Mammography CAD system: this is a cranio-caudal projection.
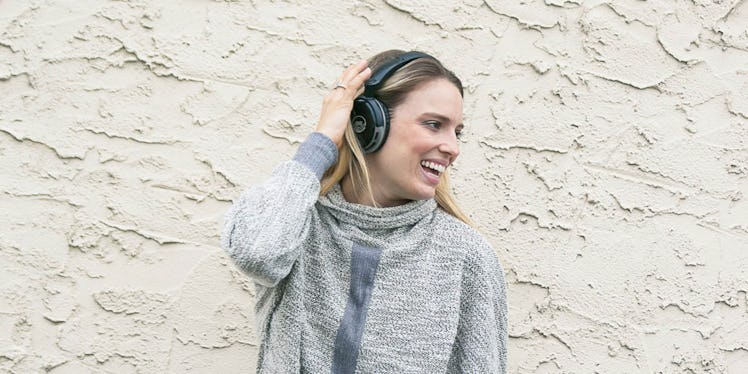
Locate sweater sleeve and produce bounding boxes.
[220,132,338,287]
[447,241,508,373]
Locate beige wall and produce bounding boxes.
[1,0,747,373]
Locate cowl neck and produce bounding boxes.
[317,184,437,231]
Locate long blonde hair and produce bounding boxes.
[320,50,473,226]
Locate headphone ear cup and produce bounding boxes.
[351,97,390,153]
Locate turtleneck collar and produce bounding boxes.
[317,184,437,231]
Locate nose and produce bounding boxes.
[438,132,460,162]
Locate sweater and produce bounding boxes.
[221,132,507,373]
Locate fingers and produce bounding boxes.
[348,65,372,96]
[333,60,371,97]
[316,60,373,147]
[337,59,367,84]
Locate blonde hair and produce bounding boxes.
[320,50,473,226]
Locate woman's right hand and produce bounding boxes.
[315,59,372,148]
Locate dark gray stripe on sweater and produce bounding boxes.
[331,243,382,374]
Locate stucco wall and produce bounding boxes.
[1,0,747,373]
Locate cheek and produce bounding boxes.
[407,137,436,155]
[380,125,432,162]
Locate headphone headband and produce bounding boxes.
[363,51,433,97]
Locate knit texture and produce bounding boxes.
[222,133,507,373]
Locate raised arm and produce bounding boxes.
[220,132,337,287]
[220,60,372,287]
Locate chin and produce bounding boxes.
[408,186,437,201]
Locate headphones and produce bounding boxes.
[351,51,434,153]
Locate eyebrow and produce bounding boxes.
[422,112,465,130]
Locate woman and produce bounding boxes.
[221,50,507,373]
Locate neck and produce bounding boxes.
[341,175,377,207]
[340,175,407,207]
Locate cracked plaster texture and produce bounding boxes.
[0,0,747,373]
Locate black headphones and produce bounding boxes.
[351,51,434,153]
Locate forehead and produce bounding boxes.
[398,79,463,121]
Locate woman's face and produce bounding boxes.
[365,78,464,207]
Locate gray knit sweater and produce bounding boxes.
[221,132,507,373]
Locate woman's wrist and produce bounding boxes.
[292,132,339,180]
[313,127,343,148]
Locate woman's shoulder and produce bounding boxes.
[431,209,506,291]
[431,208,483,241]
[432,209,500,267]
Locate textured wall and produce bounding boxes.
[1,0,747,373]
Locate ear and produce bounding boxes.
[351,97,391,153]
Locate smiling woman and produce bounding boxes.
[221,50,508,373]
[345,78,463,206]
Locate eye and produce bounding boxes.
[423,120,441,130]
[455,124,465,139]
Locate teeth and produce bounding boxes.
[420,160,446,174]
